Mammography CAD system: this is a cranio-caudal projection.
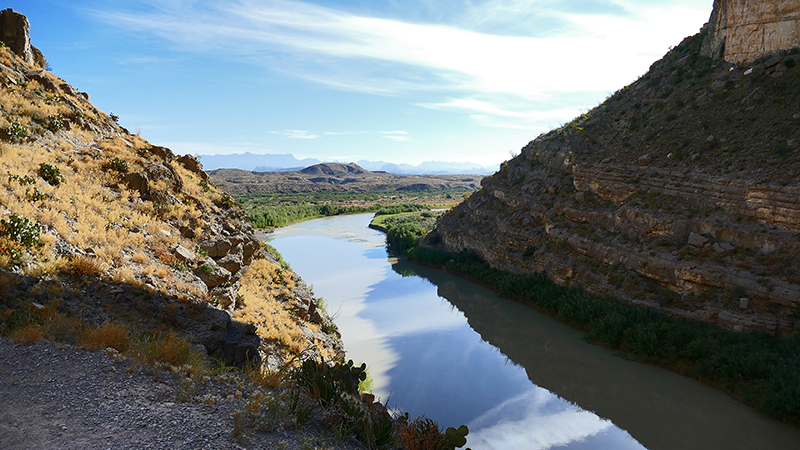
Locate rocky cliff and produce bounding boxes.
[701,0,800,63]
[0,10,341,368]
[428,26,800,334]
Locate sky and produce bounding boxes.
[9,0,713,167]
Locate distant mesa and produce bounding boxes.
[207,162,483,194]
[198,152,496,175]
[300,163,369,177]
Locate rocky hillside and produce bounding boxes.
[0,10,340,368]
[209,163,483,194]
[428,19,800,334]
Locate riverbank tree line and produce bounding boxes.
[381,216,800,426]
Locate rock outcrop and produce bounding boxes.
[0,9,46,67]
[428,30,800,334]
[701,0,800,63]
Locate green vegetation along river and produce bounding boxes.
[264,213,800,450]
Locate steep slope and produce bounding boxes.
[428,26,800,334]
[0,12,340,367]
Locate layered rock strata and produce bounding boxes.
[702,0,800,63]
[429,32,800,334]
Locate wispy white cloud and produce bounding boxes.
[270,129,321,140]
[95,0,711,132]
[270,129,411,141]
[466,388,629,450]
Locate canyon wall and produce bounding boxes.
[702,0,800,63]
[429,31,800,334]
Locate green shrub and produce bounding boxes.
[109,157,129,173]
[38,163,63,186]
[4,120,28,142]
[386,221,423,254]
[8,174,36,185]
[0,215,41,248]
[45,114,65,133]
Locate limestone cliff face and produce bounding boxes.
[0,8,46,67]
[428,32,800,334]
[702,0,800,63]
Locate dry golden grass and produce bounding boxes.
[236,259,306,355]
[9,324,45,344]
[69,255,106,276]
[80,322,130,352]
[132,252,149,264]
[0,53,329,383]
[112,266,135,284]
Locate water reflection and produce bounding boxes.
[267,214,800,450]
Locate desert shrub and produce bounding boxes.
[108,157,129,173]
[69,255,105,276]
[38,162,63,186]
[398,416,470,450]
[4,120,28,142]
[7,174,36,185]
[0,214,41,248]
[45,114,64,132]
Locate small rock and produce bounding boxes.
[764,55,783,68]
[687,232,709,248]
[638,154,652,166]
[173,245,196,262]
[712,241,735,254]
[739,297,750,310]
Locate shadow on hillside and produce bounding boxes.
[0,268,260,367]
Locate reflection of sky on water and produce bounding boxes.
[267,214,645,450]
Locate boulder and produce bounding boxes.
[216,244,244,276]
[198,238,232,258]
[712,241,735,254]
[688,233,710,248]
[209,285,238,310]
[176,154,209,182]
[173,245,196,262]
[219,321,261,367]
[122,172,149,197]
[196,259,231,289]
[148,145,175,162]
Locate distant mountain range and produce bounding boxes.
[198,152,498,175]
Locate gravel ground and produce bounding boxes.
[0,338,360,450]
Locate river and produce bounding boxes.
[264,213,800,450]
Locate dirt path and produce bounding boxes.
[0,338,251,449]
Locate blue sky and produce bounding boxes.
[11,0,712,166]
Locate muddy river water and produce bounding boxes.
[265,213,800,450]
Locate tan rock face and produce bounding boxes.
[702,0,800,63]
[0,8,46,67]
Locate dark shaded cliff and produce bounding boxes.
[427,28,800,334]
